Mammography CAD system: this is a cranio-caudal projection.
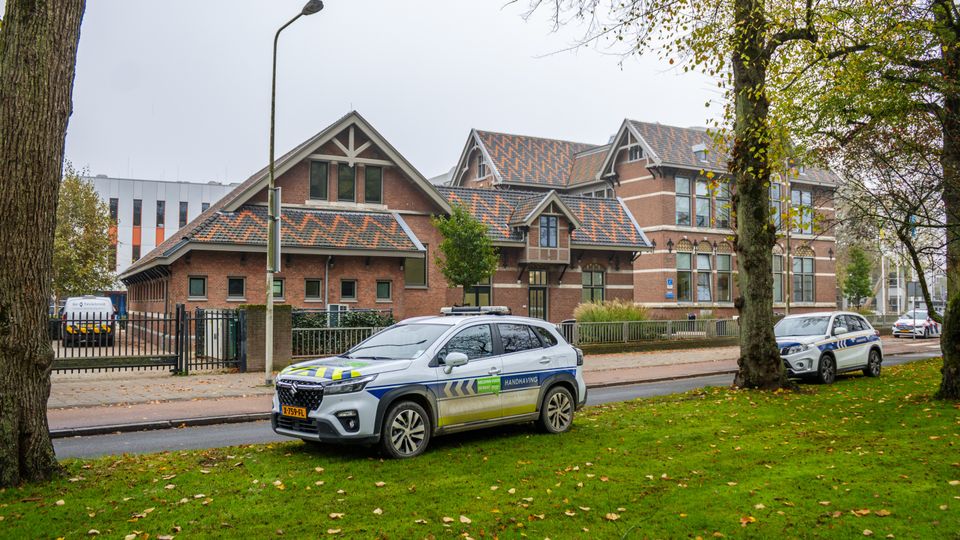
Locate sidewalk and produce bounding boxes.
[47,336,935,437]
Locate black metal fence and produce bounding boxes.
[51,305,244,374]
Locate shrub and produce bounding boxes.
[573,299,648,323]
[292,311,328,329]
[338,310,395,328]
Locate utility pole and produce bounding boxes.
[264,0,324,385]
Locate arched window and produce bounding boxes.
[716,242,733,302]
[695,241,713,302]
[675,241,694,302]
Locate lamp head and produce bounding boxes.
[302,0,324,15]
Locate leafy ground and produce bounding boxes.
[2,359,959,539]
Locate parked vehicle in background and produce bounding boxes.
[272,306,587,458]
[892,309,941,339]
[776,311,883,384]
[61,295,116,347]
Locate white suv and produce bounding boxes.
[272,308,587,458]
[776,311,883,384]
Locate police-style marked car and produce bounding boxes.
[272,307,587,458]
[776,311,883,384]
[892,309,941,338]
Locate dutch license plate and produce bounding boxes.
[282,405,307,419]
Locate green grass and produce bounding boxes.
[3,359,959,539]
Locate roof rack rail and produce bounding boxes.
[440,306,511,316]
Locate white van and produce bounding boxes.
[61,296,116,347]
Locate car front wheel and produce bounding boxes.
[863,349,882,377]
[817,355,836,385]
[380,401,431,459]
[538,386,574,433]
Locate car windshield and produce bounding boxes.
[901,310,927,320]
[775,316,830,337]
[342,323,450,360]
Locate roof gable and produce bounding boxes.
[121,111,447,279]
[507,190,583,229]
[473,130,597,188]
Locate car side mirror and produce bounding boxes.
[442,352,468,374]
[833,326,848,336]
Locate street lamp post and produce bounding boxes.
[265,0,324,385]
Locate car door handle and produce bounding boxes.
[488,367,501,375]
[539,356,551,364]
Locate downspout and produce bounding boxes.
[325,255,331,309]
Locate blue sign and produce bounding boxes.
[665,292,674,299]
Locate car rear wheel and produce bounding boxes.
[863,349,882,377]
[817,355,836,385]
[380,401,431,459]
[538,386,574,434]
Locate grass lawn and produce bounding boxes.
[2,359,959,539]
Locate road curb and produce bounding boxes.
[584,368,738,389]
[50,412,273,439]
[50,370,740,438]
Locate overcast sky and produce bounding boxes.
[63,0,717,183]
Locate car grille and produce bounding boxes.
[274,414,336,436]
[276,380,324,411]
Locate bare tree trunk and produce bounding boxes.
[731,0,786,389]
[0,0,86,486]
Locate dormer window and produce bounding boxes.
[692,143,708,162]
[539,215,558,248]
[477,152,486,178]
[628,145,643,162]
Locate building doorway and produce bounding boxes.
[528,269,548,320]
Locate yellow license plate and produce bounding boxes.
[282,405,307,419]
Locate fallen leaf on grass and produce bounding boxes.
[414,519,428,525]
[88,531,100,536]
[863,530,873,536]
[326,529,341,535]
[852,509,871,517]
[508,488,516,494]
[442,517,455,524]
[164,484,176,490]
[604,513,620,521]
[373,508,383,515]
[754,504,765,510]
[328,513,344,519]
[740,516,757,527]
[375,481,386,488]
[819,501,831,506]
[55,500,65,506]
[949,480,960,486]
[876,510,891,517]
[460,515,472,524]
[564,510,576,517]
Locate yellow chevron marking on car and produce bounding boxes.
[331,369,361,380]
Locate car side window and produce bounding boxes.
[856,316,872,331]
[846,316,865,332]
[498,324,542,354]
[532,326,559,347]
[832,316,845,334]
[439,324,493,362]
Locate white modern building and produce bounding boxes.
[86,175,239,281]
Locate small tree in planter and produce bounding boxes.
[432,204,499,302]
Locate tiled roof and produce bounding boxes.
[567,147,608,186]
[192,205,421,252]
[628,120,840,184]
[475,130,598,187]
[628,120,727,171]
[508,194,547,226]
[438,186,650,249]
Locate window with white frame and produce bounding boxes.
[770,183,783,229]
[716,254,732,302]
[696,253,712,302]
[716,181,731,229]
[676,252,693,302]
[792,254,815,302]
[791,188,813,234]
[772,252,785,302]
[628,145,643,161]
[477,152,486,178]
[695,179,711,227]
[581,267,605,303]
[675,177,692,226]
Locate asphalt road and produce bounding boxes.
[53,352,932,459]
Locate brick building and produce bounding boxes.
[447,120,839,318]
[120,112,652,321]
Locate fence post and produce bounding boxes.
[174,304,185,374]
[667,320,673,340]
[238,309,247,373]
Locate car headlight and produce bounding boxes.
[323,374,377,395]
[784,344,810,355]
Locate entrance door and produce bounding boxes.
[528,270,548,320]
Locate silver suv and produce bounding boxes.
[272,307,587,458]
